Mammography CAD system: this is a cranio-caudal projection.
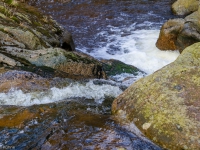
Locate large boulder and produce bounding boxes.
[112,42,200,149]
[0,0,75,54]
[172,0,199,16]
[156,6,200,53]
[156,19,185,51]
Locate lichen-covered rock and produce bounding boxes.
[2,47,106,79]
[156,6,200,53]
[172,0,199,16]
[0,1,109,80]
[156,19,185,51]
[112,42,200,149]
[0,1,63,50]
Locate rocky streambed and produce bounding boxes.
[0,0,200,149]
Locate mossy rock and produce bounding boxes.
[112,42,200,150]
[101,59,144,77]
[2,47,106,79]
[0,0,63,50]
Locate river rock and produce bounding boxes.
[0,1,106,80]
[0,68,77,93]
[156,19,185,51]
[0,99,161,149]
[112,42,200,149]
[172,0,199,16]
[0,70,50,92]
[156,6,200,53]
[176,8,200,52]
[2,47,106,79]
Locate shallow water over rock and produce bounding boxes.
[0,99,161,150]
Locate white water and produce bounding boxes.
[80,29,180,74]
[0,24,180,106]
[0,29,179,106]
[0,81,122,106]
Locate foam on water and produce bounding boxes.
[0,81,122,106]
[79,28,180,74]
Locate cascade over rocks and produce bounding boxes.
[112,42,200,150]
[0,0,144,92]
[0,0,105,81]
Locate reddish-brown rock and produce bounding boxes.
[156,19,185,51]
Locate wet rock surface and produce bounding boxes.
[112,42,200,149]
[101,59,145,77]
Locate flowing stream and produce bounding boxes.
[0,0,180,149]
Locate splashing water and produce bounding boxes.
[0,81,122,106]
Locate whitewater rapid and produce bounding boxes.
[0,81,123,106]
[79,28,179,74]
[0,0,180,106]
[0,29,180,106]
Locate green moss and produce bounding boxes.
[11,16,20,23]
[4,0,14,5]
[33,21,42,27]
[36,27,51,37]
[102,59,143,76]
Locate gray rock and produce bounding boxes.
[156,6,200,53]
